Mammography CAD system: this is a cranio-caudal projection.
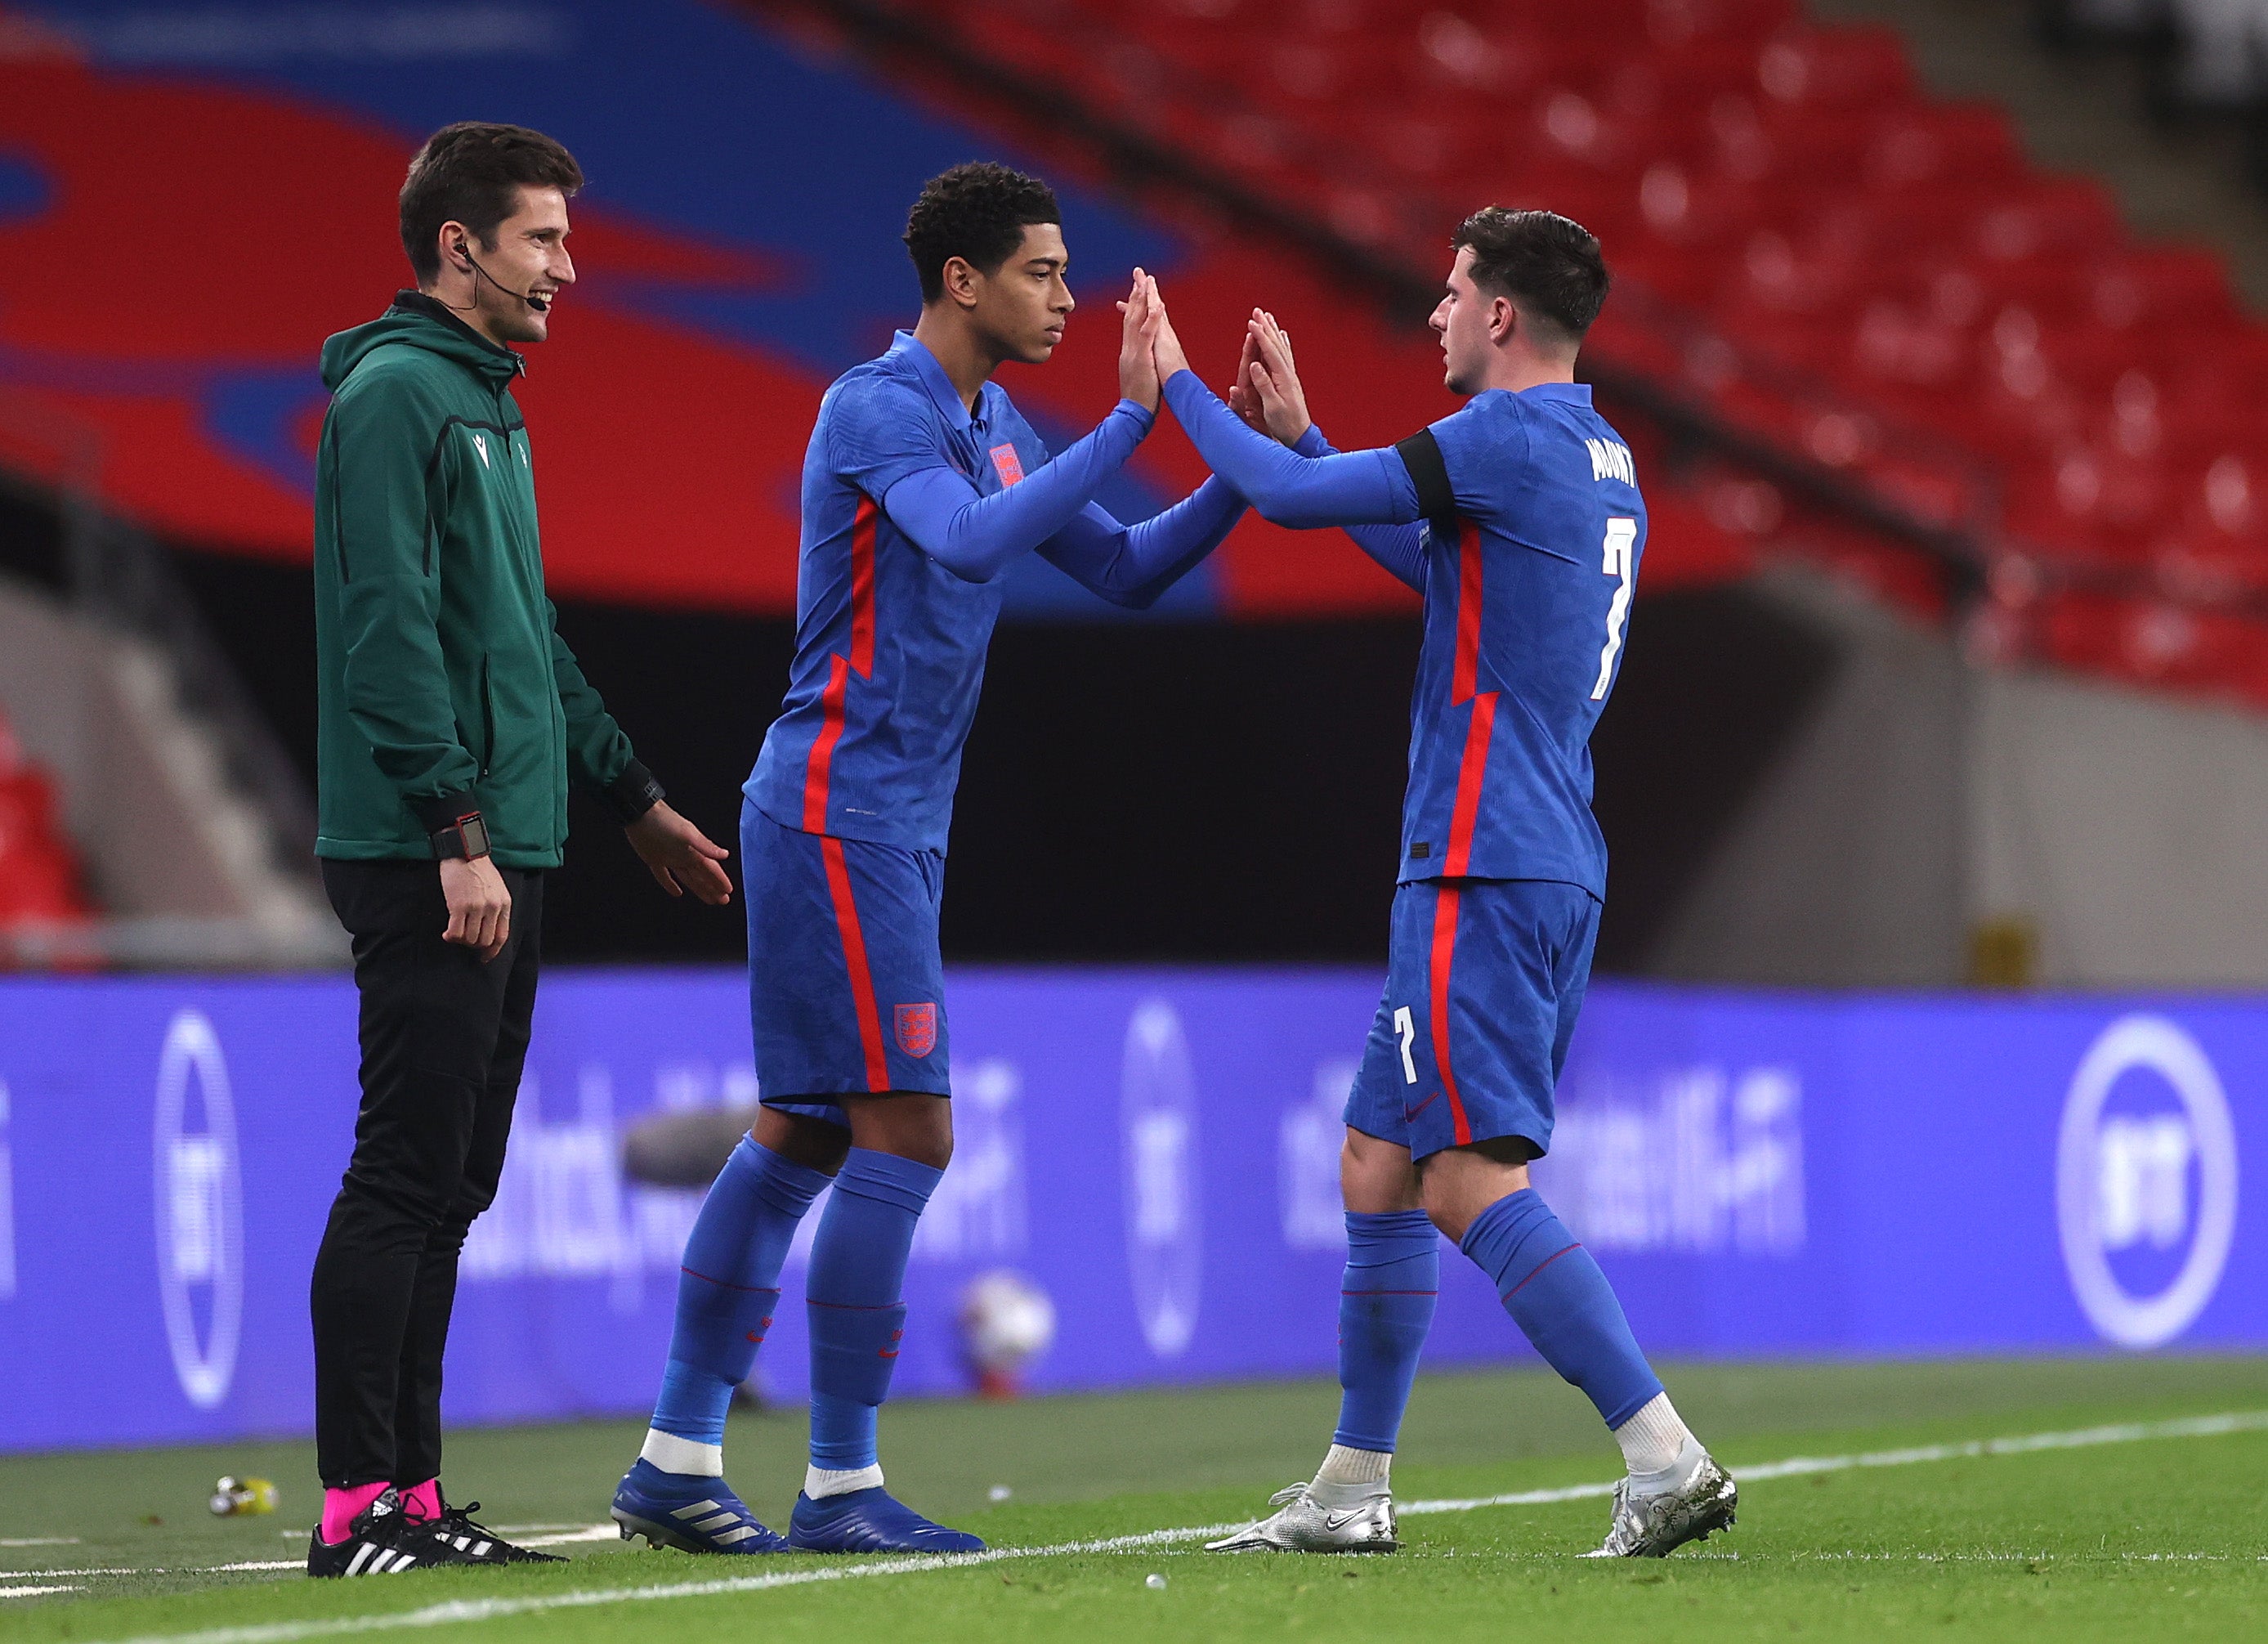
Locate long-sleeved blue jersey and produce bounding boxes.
[749,334,1245,851]
[1165,369,1645,894]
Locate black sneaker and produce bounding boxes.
[306,1487,446,1578]
[413,1491,566,1566]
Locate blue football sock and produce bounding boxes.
[648,1137,830,1449]
[1460,1189,1663,1430]
[1333,1209,1438,1453]
[805,1148,942,1472]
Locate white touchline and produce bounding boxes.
[2,1585,86,1598]
[70,1409,2268,1644]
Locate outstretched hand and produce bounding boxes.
[1143,274,1192,385]
[1116,269,1163,412]
[1232,308,1311,446]
[625,801,734,905]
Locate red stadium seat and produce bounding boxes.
[0,759,93,929]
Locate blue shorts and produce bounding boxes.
[744,800,951,1121]
[1344,877,1599,1163]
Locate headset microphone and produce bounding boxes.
[457,244,552,313]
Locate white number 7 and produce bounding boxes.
[1393,1006,1418,1084]
[1590,517,1638,701]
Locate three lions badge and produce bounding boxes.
[895,1001,937,1059]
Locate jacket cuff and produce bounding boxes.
[409,789,480,836]
[603,759,665,824]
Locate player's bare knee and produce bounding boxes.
[845,1092,954,1170]
[1417,1140,1533,1243]
[1340,1125,1420,1214]
[753,1106,852,1174]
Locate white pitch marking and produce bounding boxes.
[511,1527,618,1548]
[0,1584,86,1598]
[0,1538,79,1548]
[0,1563,302,1579]
[67,1409,2268,1644]
[1395,1409,2268,1517]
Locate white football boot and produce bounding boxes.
[1581,1437,1737,1558]
[1205,1483,1399,1553]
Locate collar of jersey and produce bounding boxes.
[889,329,994,433]
[1515,381,1592,405]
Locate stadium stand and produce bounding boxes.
[0,0,1760,619]
[5,0,2268,976]
[821,0,2268,710]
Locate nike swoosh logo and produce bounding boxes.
[1323,1508,1371,1530]
[1402,1091,1440,1122]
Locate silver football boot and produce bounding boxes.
[1581,1440,1737,1558]
[1206,1483,1399,1553]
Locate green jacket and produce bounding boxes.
[313,293,659,868]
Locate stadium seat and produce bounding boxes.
[0,752,93,930]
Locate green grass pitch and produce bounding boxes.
[2,1357,2264,1642]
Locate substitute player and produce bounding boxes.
[611,163,1250,1555]
[1156,209,1736,1559]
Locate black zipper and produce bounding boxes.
[478,654,495,777]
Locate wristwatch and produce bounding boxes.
[429,811,492,861]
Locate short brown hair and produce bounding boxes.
[400,122,584,285]
[1449,208,1610,347]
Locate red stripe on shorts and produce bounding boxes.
[1429,882,1473,1147]
[819,835,890,1092]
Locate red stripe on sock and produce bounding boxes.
[1502,1242,1583,1301]
[680,1267,781,1293]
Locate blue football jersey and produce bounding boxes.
[745,332,1052,852]
[1398,382,1645,893]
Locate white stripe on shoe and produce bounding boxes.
[342,1545,377,1577]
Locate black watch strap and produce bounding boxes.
[429,811,492,861]
[603,759,666,824]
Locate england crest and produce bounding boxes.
[896,1002,938,1059]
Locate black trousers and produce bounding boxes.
[311,858,543,1489]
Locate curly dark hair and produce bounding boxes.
[1449,208,1610,347]
[903,162,1061,303]
[400,122,584,285]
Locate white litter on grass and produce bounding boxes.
[65,1408,2268,1644]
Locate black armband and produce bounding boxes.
[603,759,666,824]
[1393,428,1457,525]
[428,810,491,861]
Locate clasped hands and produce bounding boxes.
[1115,271,1313,448]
